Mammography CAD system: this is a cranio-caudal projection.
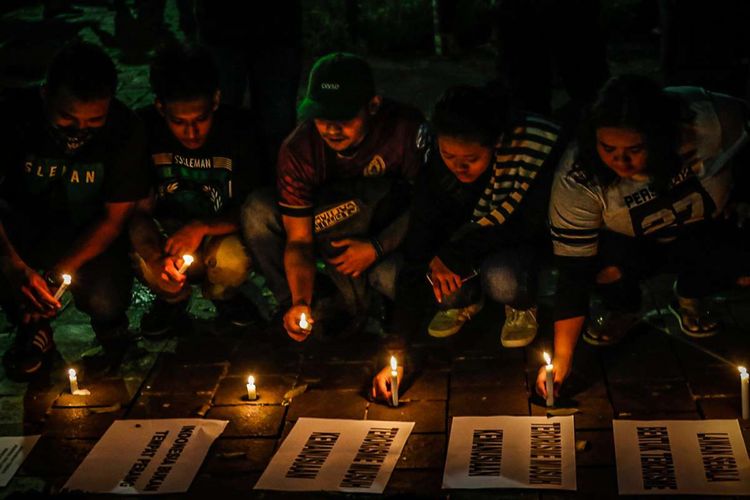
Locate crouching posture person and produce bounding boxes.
[538,75,750,400]
[243,53,426,341]
[0,42,150,376]
[372,85,564,402]
[130,44,264,336]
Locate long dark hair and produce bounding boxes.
[575,75,691,192]
[431,85,511,147]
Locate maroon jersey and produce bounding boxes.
[277,99,427,216]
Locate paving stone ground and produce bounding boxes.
[0,2,746,499]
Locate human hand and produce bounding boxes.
[283,304,314,342]
[3,262,60,318]
[371,363,404,404]
[165,222,206,257]
[535,357,571,400]
[428,256,462,303]
[147,255,187,291]
[327,238,377,278]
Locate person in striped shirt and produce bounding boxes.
[371,85,564,403]
[539,75,750,400]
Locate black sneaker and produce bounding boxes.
[213,295,261,327]
[139,299,190,338]
[3,323,56,376]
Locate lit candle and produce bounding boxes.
[544,352,554,407]
[53,274,72,301]
[68,368,79,394]
[246,375,257,401]
[177,254,194,275]
[740,366,749,419]
[390,356,399,407]
[298,312,311,332]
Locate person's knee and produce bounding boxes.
[241,188,281,242]
[596,265,622,284]
[203,234,251,299]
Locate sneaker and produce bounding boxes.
[668,298,720,338]
[427,301,484,338]
[3,323,56,376]
[139,299,189,337]
[583,309,641,346]
[214,295,261,327]
[501,305,538,348]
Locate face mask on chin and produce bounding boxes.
[48,123,98,154]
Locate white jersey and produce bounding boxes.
[550,87,748,258]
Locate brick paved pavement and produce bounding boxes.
[0,2,746,498]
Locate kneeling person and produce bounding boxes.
[131,44,263,336]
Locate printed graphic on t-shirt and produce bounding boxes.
[153,152,233,219]
[627,173,714,240]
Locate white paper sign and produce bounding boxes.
[255,418,414,493]
[63,419,227,494]
[0,435,40,487]
[443,416,576,490]
[614,419,750,495]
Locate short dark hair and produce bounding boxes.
[150,43,219,103]
[575,75,692,191]
[45,41,117,101]
[431,85,510,147]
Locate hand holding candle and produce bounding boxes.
[390,355,400,407]
[246,375,257,401]
[53,274,72,301]
[740,366,749,419]
[177,254,194,275]
[544,352,554,407]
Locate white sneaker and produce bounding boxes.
[427,300,484,338]
[501,305,538,347]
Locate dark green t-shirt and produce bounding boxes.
[138,105,262,224]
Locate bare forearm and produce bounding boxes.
[284,241,316,306]
[58,218,124,272]
[553,315,585,366]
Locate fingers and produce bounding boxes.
[330,239,351,248]
[21,287,45,311]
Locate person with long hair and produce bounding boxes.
[539,75,750,399]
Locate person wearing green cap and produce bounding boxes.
[243,52,427,341]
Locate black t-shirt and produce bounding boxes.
[138,105,263,224]
[0,88,149,239]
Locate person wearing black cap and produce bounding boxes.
[243,52,427,341]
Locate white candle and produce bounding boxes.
[68,368,79,394]
[544,352,554,407]
[246,375,257,401]
[740,367,749,419]
[390,356,399,407]
[177,254,194,275]
[298,312,311,332]
[53,274,72,301]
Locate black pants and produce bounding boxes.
[595,221,750,312]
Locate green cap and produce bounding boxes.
[297,52,375,122]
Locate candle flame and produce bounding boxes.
[543,352,552,365]
[62,274,72,285]
[740,366,747,375]
[68,368,76,378]
[182,254,194,266]
[390,355,398,371]
[248,375,255,385]
[299,312,309,329]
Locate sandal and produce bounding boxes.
[583,309,641,346]
[668,299,720,338]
